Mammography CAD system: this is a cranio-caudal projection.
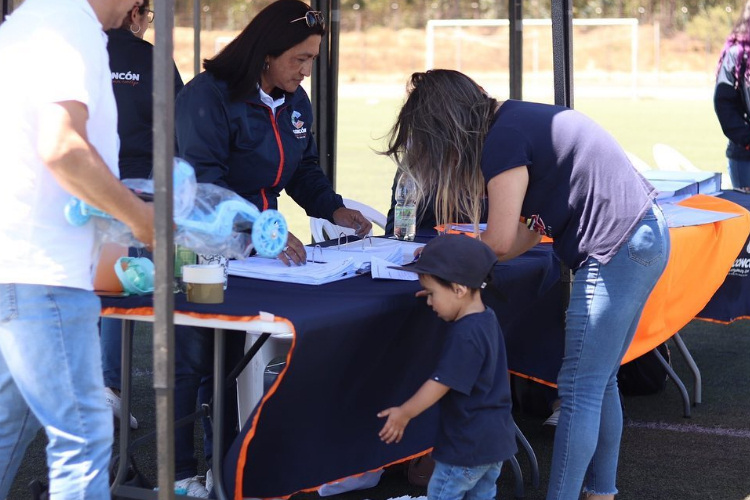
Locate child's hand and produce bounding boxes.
[377,407,410,444]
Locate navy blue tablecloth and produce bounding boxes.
[697,191,750,323]
[102,243,564,498]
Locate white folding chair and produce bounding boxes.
[309,198,387,243]
[652,143,701,172]
[625,151,653,173]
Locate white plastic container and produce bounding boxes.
[182,264,224,304]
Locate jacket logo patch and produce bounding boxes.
[291,110,307,137]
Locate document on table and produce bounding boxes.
[228,238,425,285]
[448,223,487,233]
[370,256,419,281]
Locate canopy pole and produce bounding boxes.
[153,0,177,498]
[508,0,523,99]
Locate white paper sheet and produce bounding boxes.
[370,255,419,281]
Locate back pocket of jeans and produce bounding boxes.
[627,219,662,266]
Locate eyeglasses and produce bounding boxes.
[290,10,325,29]
[138,6,154,23]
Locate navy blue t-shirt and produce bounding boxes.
[481,100,656,270]
[430,308,517,467]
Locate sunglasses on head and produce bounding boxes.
[290,10,325,29]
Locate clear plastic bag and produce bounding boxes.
[66,158,288,259]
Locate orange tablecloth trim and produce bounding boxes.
[622,195,750,363]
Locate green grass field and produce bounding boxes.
[278,96,729,239]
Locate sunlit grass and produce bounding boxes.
[279,95,728,240]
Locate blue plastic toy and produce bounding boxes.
[64,158,288,258]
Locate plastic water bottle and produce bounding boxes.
[394,172,417,241]
[174,245,196,293]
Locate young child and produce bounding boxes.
[378,234,517,500]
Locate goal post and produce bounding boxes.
[425,18,639,99]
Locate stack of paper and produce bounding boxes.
[228,238,425,285]
[228,255,358,285]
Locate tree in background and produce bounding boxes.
[161,0,748,36]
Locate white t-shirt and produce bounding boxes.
[0,0,119,290]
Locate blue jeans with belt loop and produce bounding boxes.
[0,284,113,499]
[427,460,502,500]
[546,204,670,500]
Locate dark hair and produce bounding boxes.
[419,272,491,293]
[117,0,150,30]
[382,70,497,231]
[203,0,326,102]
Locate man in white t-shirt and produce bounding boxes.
[0,0,154,497]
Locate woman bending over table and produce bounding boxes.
[383,69,670,500]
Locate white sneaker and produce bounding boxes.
[174,475,209,498]
[205,469,213,496]
[543,406,561,427]
[104,387,138,430]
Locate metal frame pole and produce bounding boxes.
[551,0,574,108]
[153,0,177,498]
[193,0,201,79]
[311,0,339,187]
[508,0,523,100]
[551,0,574,303]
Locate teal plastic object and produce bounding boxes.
[114,257,155,295]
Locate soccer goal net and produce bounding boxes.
[425,18,639,99]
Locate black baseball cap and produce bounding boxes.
[391,234,498,288]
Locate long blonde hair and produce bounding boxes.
[382,70,496,232]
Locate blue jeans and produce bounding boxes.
[100,317,132,390]
[427,460,502,500]
[0,284,113,499]
[728,158,750,190]
[546,205,670,500]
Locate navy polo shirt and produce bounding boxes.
[430,308,517,467]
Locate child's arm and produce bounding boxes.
[377,379,449,444]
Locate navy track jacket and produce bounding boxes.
[175,71,343,220]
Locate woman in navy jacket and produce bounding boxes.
[175,0,370,265]
[171,2,371,495]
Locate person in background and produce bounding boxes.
[0,0,155,498]
[172,1,371,496]
[99,0,184,432]
[383,69,670,500]
[378,234,517,500]
[715,0,750,192]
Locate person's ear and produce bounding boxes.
[453,283,468,297]
[130,5,140,23]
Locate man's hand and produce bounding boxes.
[332,207,372,238]
[127,201,155,250]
